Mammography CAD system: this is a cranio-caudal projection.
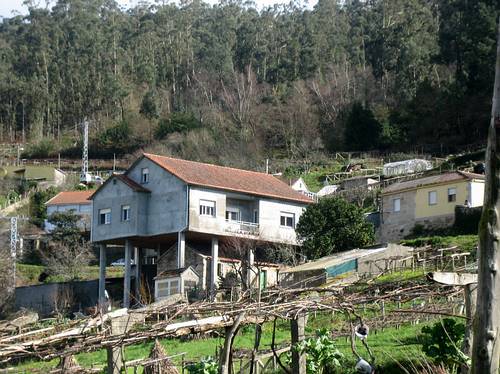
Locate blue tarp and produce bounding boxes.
[325,259,358,277]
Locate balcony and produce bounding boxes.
[224,219,259,237]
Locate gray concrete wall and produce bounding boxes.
[15,280,98,317]
[279,269,326,288]
[91,178,148,241]
[92,157,188,242]
[357,244,412,275]
[128,158,188,236]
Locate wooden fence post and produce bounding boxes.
[291,314,307,374]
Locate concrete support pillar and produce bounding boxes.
[134,247,140,302]
[291,314,307,374]
[247,248,255,289]
[177,231,186,268]
[210,237,219,299]
[123,240,132,309]
[98,244,107,310]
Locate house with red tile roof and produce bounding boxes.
[45,190,93,232]
[380,171,485,242]
[90,154,312,305]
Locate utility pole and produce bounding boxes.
[470,17,500,374]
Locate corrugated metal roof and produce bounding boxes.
[282,246,387,273]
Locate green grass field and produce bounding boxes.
[16,263,124,286]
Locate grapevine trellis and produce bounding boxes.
[0,273,464,372]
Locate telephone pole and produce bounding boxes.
[470,17,500,374]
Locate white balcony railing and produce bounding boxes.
[224,219,260,236]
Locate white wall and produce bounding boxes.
[258,198,306,244]
[46,203,92,232]
[469,180,485,207]
[188,187,307,244]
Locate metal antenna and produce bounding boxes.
[80,120,90,183]
[10,216,17,287]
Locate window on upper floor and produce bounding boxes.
[141,167,149,184]
[280,212,295,228]
[225,207,240,222]
[99,208,111,225]
[199,199,216,217]
[448,187,457,203]
[428,191,437,205]
[121,205,130,221]
[393,198,401,212]
[254,210,259,224]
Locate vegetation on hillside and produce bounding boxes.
[0,0,498,167]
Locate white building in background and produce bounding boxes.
[45,190,93,232]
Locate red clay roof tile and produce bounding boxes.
[46,190,93,206]
[142,153,313,204]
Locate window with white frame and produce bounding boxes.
[428,191,437,205]
[225,207,240,222]
[280,212,295,228]
[141,167,149,184]
[199,200,216,217]
[393,198,401,212]
[99,208,111,225]
[448,187,457,202]
[156,278,180,298]
[121,205,130,221]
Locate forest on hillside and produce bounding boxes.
[0,0,499,166]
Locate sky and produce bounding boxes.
[0,0,306,18]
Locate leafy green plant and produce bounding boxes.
[186,356,218,374]
[420,319,467,368]
[296,196,375,260]
[295,328,344,374]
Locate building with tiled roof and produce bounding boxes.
[91,154,312,305]
[45,190,94,232]
[380,171,485,242]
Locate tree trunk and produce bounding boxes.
[470,17,500,374]
[219,313,245,374]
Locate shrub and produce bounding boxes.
[186,356,218,374]
[155,112,201,139]
[296,196,375,260]
[295,328,344,374]
[29,187,58,227]
[421,318,468,368]
[22,139,57,158]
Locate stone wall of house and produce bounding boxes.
[379,190,417,242]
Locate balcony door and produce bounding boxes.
[226,207,240,222]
